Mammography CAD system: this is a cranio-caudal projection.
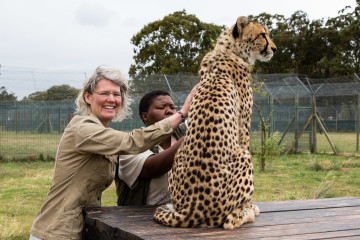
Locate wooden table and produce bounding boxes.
[84,197,360,239]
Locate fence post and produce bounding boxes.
[355,74,360,152]
[336,110,338,132]
[294,94,298,151]
[312,93,317,154]
[24,106,26,132]
[16,101,19,133]
[6,110,8,130]
[58,106,61,133]
[357,94,360,152]
[268,95,273,137]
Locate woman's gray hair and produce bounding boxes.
[75,65,132,122]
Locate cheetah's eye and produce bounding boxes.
[253,33,266,42]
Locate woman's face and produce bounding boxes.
[84,78,122,126]
[142,95,176,126]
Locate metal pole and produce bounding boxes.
[164,75,173,95]
[312,93,317,154]
[58,106,61,133]
[24,106,26,132]
[294,94,298,151]
[314,114,337,155]
[16,101,18,133]
[268,95,273,137]
[284,114,313,155]
[336,110,338,132]
[357,94,360,152]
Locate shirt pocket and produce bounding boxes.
[89,155,114,188]
[90,155,110,177]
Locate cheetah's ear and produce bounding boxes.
[232,16,249,39]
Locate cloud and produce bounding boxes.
[75,2,117,27]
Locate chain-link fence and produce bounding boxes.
[1,68,360,160]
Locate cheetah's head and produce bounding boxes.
[219,16,277,65]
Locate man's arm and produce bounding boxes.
[139,137,184,178]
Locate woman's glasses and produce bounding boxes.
[93,91,122,99]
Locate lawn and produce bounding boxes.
[1,154,359,239]
[0,131,61,161]
[1,131,359,161]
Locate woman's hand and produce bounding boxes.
[168,83,200,129]
[180,83,200,117]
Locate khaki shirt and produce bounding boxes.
[30,114,172,240]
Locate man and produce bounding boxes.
[115,90,186,205]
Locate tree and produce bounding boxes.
[322,2,360,76]
[250,3,360,78]
[128,10,224,93]
[22,84,79,101]
[0,86,17,100]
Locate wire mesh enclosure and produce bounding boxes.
[1,71,360,160]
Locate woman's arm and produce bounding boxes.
[167,83,199,130]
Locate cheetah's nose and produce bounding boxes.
[271,47,277,53]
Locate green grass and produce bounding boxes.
[1,154,360,239]
[252,153,360,201]
[0,131,61,161]
[317,132,357,153]
[1,131,359,161]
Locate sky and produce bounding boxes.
[0,0,357,99]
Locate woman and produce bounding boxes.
[30,65,197,240]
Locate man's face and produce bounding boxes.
[142,95,176,126]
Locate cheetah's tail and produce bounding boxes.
[153,203,193,228]
[223,204,260,229]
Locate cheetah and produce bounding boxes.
[154,16,276,229]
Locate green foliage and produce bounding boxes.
[264,131,284,159]
[253,129,284,171]
[321,1,360,75]
[22,84,79,101]
[250,3,360,78]
[129,10,224,76]
[128,10,224,93]
[127,3,359,91]
[251,107,284,172]
[252,81,267,97]
[0,86,17,100]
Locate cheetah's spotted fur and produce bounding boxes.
[154,16,276,229]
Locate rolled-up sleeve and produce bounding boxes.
[118,150,154,188]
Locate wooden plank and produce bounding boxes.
[132,215,360,239]
[254,206,360,225]
[261,229,360,240]
[85,197,360,218]
[340,237,360,240]
[83,197,360,240]
[86,209,360,239]
[254,197,360,212]
[85,205,360,228]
